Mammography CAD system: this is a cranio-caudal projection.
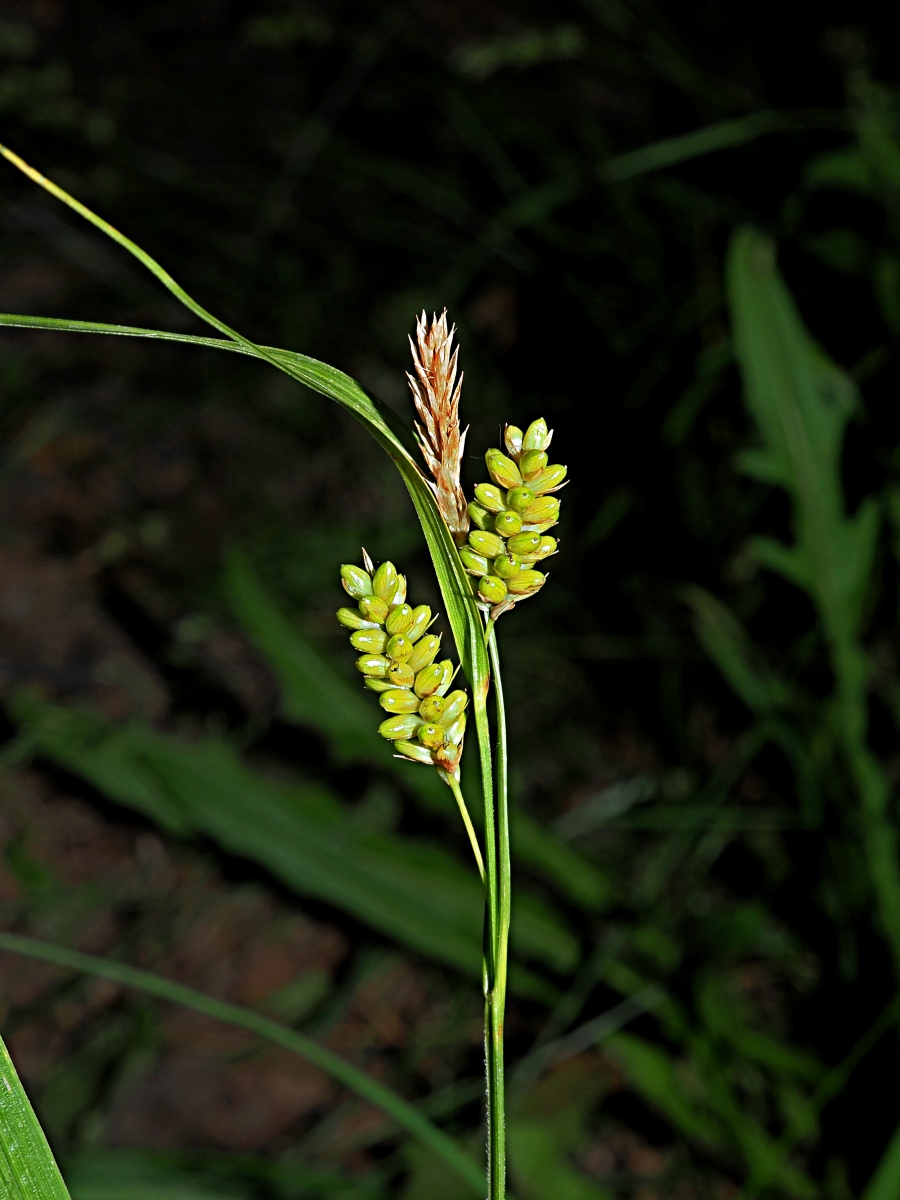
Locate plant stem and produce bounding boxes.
[447,774,486,886]
[486,624,511,1200]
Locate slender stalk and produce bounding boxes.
[486,623,511,1200]
[446,774,486,886]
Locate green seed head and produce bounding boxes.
[418,694,446,721]
[506,486,535,513]
[504,424,524,459]
[523,417,551,451]
[519,448,548,481]
[508,569,545,595]
[359,595,389,623]
[468,529,505,559]
[434,660,455,696]
[467,501,495,532]
[356,653,390,677]
[474,483,506,513]
[372,561,399,603]
[350,628,388,654]
[478,574,507,603]
[493,553,522,580]
[385,603,414,635]
[393,574,408,605]
[486,449,523,490]
[393,740,435,765]
[441,690,469,724]
[507,531,542,557]
[378,713,422,741]
[460,547,490,576]
[341,564,373,600]
[365,677,395,692]
[522,496,559,526]
[406,604,432,644]
[494,509,523,537]
[418,723,446,750]
[337,607,379,631]
[414,662,445,697]
[388,661,416,687]
[531,463,567,494]
[386,633,413,661]
[379,688,421,714]
[408,633,441,672]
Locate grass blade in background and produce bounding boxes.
[0,933,484,1195]
[0,1033,71,1200]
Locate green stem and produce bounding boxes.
[0,932,484,1194]
[486,625,511,1200]
[446,773,486,886]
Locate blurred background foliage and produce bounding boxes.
[2,1,900,1198]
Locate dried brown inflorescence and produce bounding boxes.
[407,310,470,545]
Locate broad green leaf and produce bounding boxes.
[6,694,575,987]
[0,934,482,1196]
[0,1033,71,1200]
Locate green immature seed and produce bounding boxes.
[408,633,441,672]
[460,547,489,576]
[356,653,390,677]
[508,569,545,594]
[441,690,469,724]
[523,417,551,451]
[359,595,389,623]
[530,463,567,494]
[478,574,507,603]
[418,694,445,721]
[388,662,416,687]
[380,688,421,714]
[522,496,560,526]
[519,535,558,563]
[434,660,455,696]
[467,501,495,532]
[392,575,408,605]
[494,510,522,537]
[474,483,506,513]
[418,723,446,750]
[394,740,435,765]
[379,713,422,741]
[341,565,373,599]
[372,561,399,603]
[351,628,388,653]
[504,424,524,458]
[414,662,445,697]
[385,603,414,635]
[493,553,522,580]
[506,486,535,513]
[519,448,548,481]
[444,711,467,746]
[486,449,522,490]
[386,633,413,660]
[406,605,432,643]
[365,677,395,692]
[468,529,505,558]
[507,531,542,557]
[337,607,379,631]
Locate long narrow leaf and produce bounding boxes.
[0,1033,71,1200]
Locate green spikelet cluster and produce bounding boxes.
[336,557,468,777]
[461,416,566,613]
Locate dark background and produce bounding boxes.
[2,2,900,1198]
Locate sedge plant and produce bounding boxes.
[0,145,567,1200]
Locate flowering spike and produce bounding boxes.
[407,310,470,545]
